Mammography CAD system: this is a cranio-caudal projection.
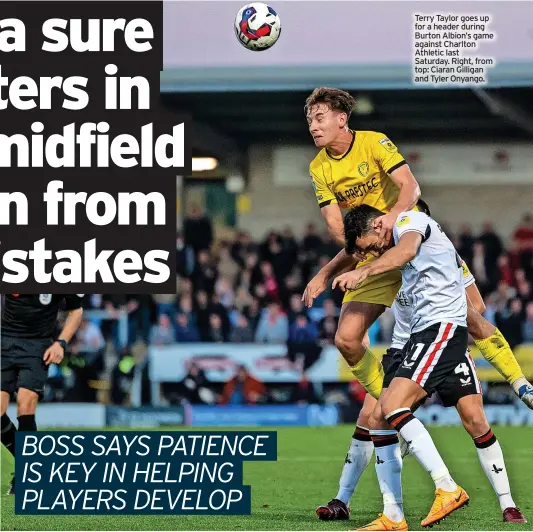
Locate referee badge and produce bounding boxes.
[39,294,52,305]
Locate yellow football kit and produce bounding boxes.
[310,130,408,308]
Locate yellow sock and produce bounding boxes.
[350,348,384,399]
[474,328,524,385]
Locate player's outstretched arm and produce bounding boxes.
[375,165,421,245]
[333,232,421,291]
[321,203,346,247]
[302,248,358,307]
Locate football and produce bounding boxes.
[234,2,281,51]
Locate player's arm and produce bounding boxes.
[466,283,486,315]
[333,232,422,291]
[321,203,345,246]
[371,134,421,243]
[309,167,346,246]
[57,306,84,344]
[43,296,84,365]
[387,165,421,219]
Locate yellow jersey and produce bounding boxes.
[309,130,406,213]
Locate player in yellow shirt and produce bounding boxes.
[302,87,421,400]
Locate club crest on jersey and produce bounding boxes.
[379,137,397,153]
[397,215,410,227]
[39,294,52,305]
[358,162,369,177]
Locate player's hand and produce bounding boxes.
[374,212,397,246]
[43,342,65,366]
[302,274,328,308]
[517,379,533,410]
[332,268,369,292]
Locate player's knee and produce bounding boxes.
[334,331,364,364]
[16,391,38,416]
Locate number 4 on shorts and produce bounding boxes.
[454,362,470,376]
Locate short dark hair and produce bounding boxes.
[343,205,384,254]
[417,198,431,216]
[304,87,356,119]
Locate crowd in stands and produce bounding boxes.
[53,207,533,406]
[74,207,533,353]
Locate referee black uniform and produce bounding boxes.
[1,294,84,494]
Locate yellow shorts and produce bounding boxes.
[342,255,402,307]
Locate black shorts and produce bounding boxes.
[1,336,52,399]
[393,323,481,407]
[382,347,405,389]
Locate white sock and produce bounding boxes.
[387,409,457,492]
[371,430,404,522]
[474,431,516,511]
[336,427,374,504]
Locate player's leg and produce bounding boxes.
[1,337,23,495]
[335,302,386,400]
[354,393,407,531]
[383,324,472,527]
[446,363,528,524]
[316,394,376,520]
[466,294,533,408]
[9,339,49,495]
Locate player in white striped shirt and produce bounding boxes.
[332,204,527,529]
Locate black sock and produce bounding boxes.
[1,414,17,457]
[17,414,37,432]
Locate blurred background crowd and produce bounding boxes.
[52,206,533,408]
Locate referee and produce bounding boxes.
[1,294,84,494]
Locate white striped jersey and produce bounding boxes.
[392,211,468,335]
[391,258,475,349]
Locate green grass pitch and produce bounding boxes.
[1,425,532,531]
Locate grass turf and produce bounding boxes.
[1,425,532,531]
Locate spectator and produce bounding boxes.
[219,365,266,405]
[288,294,308,324]
[517,280,532,307]
[255,301,289,344]
[191,250,217,294]
[176,231,195,277]
[302,223,323,253]
[290,314,318,343]
[216,242,240,286]
[471,241,490,295]
[457,223,475,266]
[497,254,514,286]
[175,313,200,343]
[244,297,262,333]
[214,277,235,309]
[230,314,255,343]
[259,261,280,302]
[194,290,212,341]
[153,294,177,318]
[479,221,503,265]
[318,316,337,345]
[207,314,226,343]
[290,371,321,404]
[183,203,213,252]
[180,361,210,404]
[522,302,533,343]
[149,314,175,346]
[496,298,524,349]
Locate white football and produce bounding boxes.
[234,2,281,51]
